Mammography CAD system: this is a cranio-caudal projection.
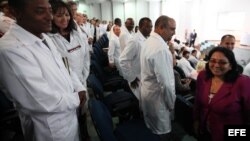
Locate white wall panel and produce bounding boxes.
[124,1,136,21]
[135,0,149,26]
[78,2,90,16]
[79,0,250,43]
[148,1,161,25]
[101,1,112,21]
[113,2,125,22]
[89,3,101,19]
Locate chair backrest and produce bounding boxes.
[87,74,104,100]
[174,66,186,79]
[88,99,118,141]
[90,59,109,84]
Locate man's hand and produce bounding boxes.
[109,63,116,68]
[88,38,93,45]
[130,77,139,89]
[78,91,87,106]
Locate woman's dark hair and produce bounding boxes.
[49,0,76,34]
[205,46,240,82]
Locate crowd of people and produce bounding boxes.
[0,0,250,141]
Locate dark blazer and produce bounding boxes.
[194,71,250,141]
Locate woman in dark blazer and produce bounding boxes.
[193,47,250,141]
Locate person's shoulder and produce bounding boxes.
[0,33,20,51]
[197,70,206,80]
[237,74,250,83]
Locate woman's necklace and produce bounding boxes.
[209,77,224,104]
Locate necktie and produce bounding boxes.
[93,27,96,44]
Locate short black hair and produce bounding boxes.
[182,50,190,56]
[205,47,240,82]
[221,34,235,41]
[49,0,76,33]
[8,0,27,10]
[0,1,8,9]
[114,18,121,26]
[191,50,197,54]
[138,17,151,28]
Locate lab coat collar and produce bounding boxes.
[151,32,167,46]
[137,30,147,41]
[10,23,44,47]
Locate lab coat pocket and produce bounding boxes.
[47,114,68,140]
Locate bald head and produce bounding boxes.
[220,34,235,50]
[154,15,176,42]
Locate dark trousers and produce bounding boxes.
[198,129,211,141]
[160,132,174,141]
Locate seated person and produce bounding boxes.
[188,49,199,68]
[169,44,193,95]
[177,50,198,80]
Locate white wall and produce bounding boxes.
[101,1,112,21]
[148,1,161,25]
[124,1,136,21]
[79,0,250,43]
[88,3,101,19]
[135,0,149,26]
[113,2,125,22]
[78,2,90,16]
[197,0,250,41]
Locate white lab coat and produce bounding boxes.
[0,24,82,141]
[119,31,146,99]
[119,27,134,53]
[75,20,93,53]
[48,30,90,88]
[108,33,122,74]
[140,32,176,135]
[81,22,92,38]
[177,57,196,78]
[188,55,199,68]
[48,30,90,114]
[243,62,250,76]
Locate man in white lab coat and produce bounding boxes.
[140,15,176,140]
[119,17,152,99]
[177,50,197,78]
[109,17,121,39]
[0,0,85,140]
[119,18,135,53]
[108,25,121,73]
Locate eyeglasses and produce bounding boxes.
[209,59,229,66]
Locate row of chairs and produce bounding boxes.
[89,33,139,121]
[88,33,163,141]
[175,94,195,136]
[88,99,161,141]
[89,33,196,140]
[87,73,138,121]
